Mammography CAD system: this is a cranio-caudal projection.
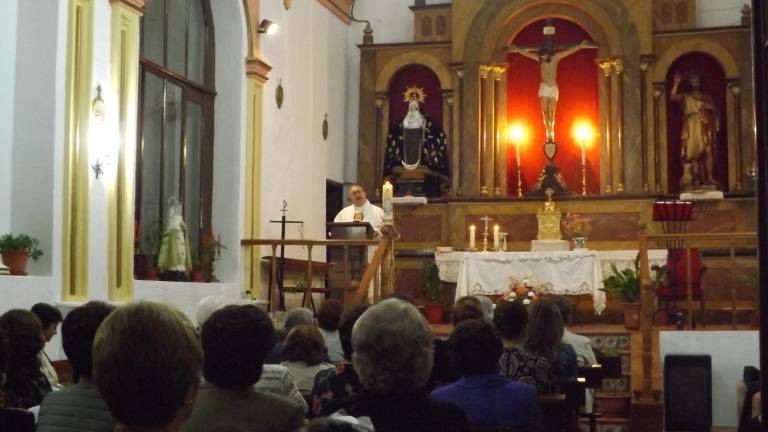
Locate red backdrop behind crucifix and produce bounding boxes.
[506,18,600,195]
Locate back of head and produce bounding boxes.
[474,295,494,321]
[524,299,564,359]
[201,304,275,388]
[93,302,202,428]
[195,295,238,328]
[284,307,314,332]
[0,309,44,382]
[451,296,485,325]
[0,329,7,386]
[62,301,116,382]
[352,299,434,395]
[338,303,370,360]
[283,324,326,365]
[317,300,343,331]
[31,303,63,329]
[493,301,528,341]
[449,319,503,376]
[550,295,573,325]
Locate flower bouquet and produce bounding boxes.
[500,273,546,305]
[562,213,592,238]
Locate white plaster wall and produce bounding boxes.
[696,0,746,28]
[0,0,18,235]
[10,0,60,275]
[260,0,349,265]
[211,0,247,284]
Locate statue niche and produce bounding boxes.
[383,65,450,197]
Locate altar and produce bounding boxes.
[436,249,667,314]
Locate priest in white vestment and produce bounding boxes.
[333,184,384,232]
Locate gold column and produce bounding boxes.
[452,64,464,196]
[728,80,743,191]
[492,67,501,196]
[639,55,655,193]
[652,82,665,193]
[107,0,144,301]
[62,0,95,302]
[611,58,625,193]
[597,59,614,194]
[374,93,386,198]
[479,65,492,195]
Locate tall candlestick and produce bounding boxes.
[581,139,586,166]
[493,225,500,250]
[382,181,393,223]
[469,225,476,250]
[516,141,521,167]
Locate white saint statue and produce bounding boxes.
[158,197,192,273]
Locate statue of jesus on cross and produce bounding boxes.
[508,21,597,144]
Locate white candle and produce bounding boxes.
[516,142,521,167]
[493,225,500,250]
[581,140,586,166]
[469,225,476,250]
[382,181,393,222]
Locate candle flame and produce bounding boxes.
[508,123,526,145]
[573,122,594,144]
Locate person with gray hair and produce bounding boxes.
[474,295,494,321]
[337,299,469,431]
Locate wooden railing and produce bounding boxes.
[637,227,757,401]
[241,226,398,311]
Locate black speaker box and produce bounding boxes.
[664,354,712,431]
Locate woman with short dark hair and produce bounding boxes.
[281,325,334,397]
[524,299,578,381]
[316,300,344,363]
[0,309,51,408]
[184,305,304,432]
[431,319,543,430]
[493,301,557,393]
[0,329,35,431]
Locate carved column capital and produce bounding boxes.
[442,89,454,106]
[639,54,656,72]
[727,79,742,95]
[245,56,272,83]
[491,65,507,80]
[452,63,464,79]
[479,65,493,79]
[652,82,665,98]
[596,59,613,77]
[375,93,387,108]
[610,57,624,75]
[109,0,145,14]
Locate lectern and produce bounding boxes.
[326,222,374,299]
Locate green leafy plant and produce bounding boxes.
[423,261,442,303]
[600,254,640,303]
[0,234,43,260]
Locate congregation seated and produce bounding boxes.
[335,298,470,432]
[310,304,369,417]
[430,319,543,431]
[429,296,485,390]
[525,299,578,381]
[184,304,305,432]
[31,303,64,390]
[265,307,315,364]
[0,329,35,432]
[493,301,557,393]
[551,296,596,367]
[317,300,345,364]
[92,302,202,432]
[194,296,307,410]
[37,301,116,432]
[0,309,52,409]
[281,325,335,398]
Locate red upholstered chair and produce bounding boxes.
[655,248,707,325]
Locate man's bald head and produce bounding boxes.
[348,184,368,207]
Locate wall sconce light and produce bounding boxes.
[91,85,106,179]
[258,19,279,35]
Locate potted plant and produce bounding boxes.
[139,222,162,280]
[423,261,443,324]
[593,347,630,415]
[562,213,592,250]
[0,233,44,275]
[200,231,225,283]
[601,254,641,330]
[190,254,205,282]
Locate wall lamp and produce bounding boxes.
[258,19,279,35]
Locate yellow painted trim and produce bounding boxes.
[243,79,264,299]
[62,0,94,302]
[107,2,141,302]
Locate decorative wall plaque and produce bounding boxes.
[276,79,284,109]
[322,114,328,140]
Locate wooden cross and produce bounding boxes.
[509,19,582,56]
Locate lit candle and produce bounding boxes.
[382,181,393,222]
[469,225,476,250]
[581,139,586,166]
[493,225,500,250]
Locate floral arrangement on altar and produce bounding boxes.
[562,213,593,239]
[500,273,546,305]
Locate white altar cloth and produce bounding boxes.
[436,249,667,315]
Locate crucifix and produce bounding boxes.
[507,19,597,196]
[269,200,304,311]
[480,215,493,252]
